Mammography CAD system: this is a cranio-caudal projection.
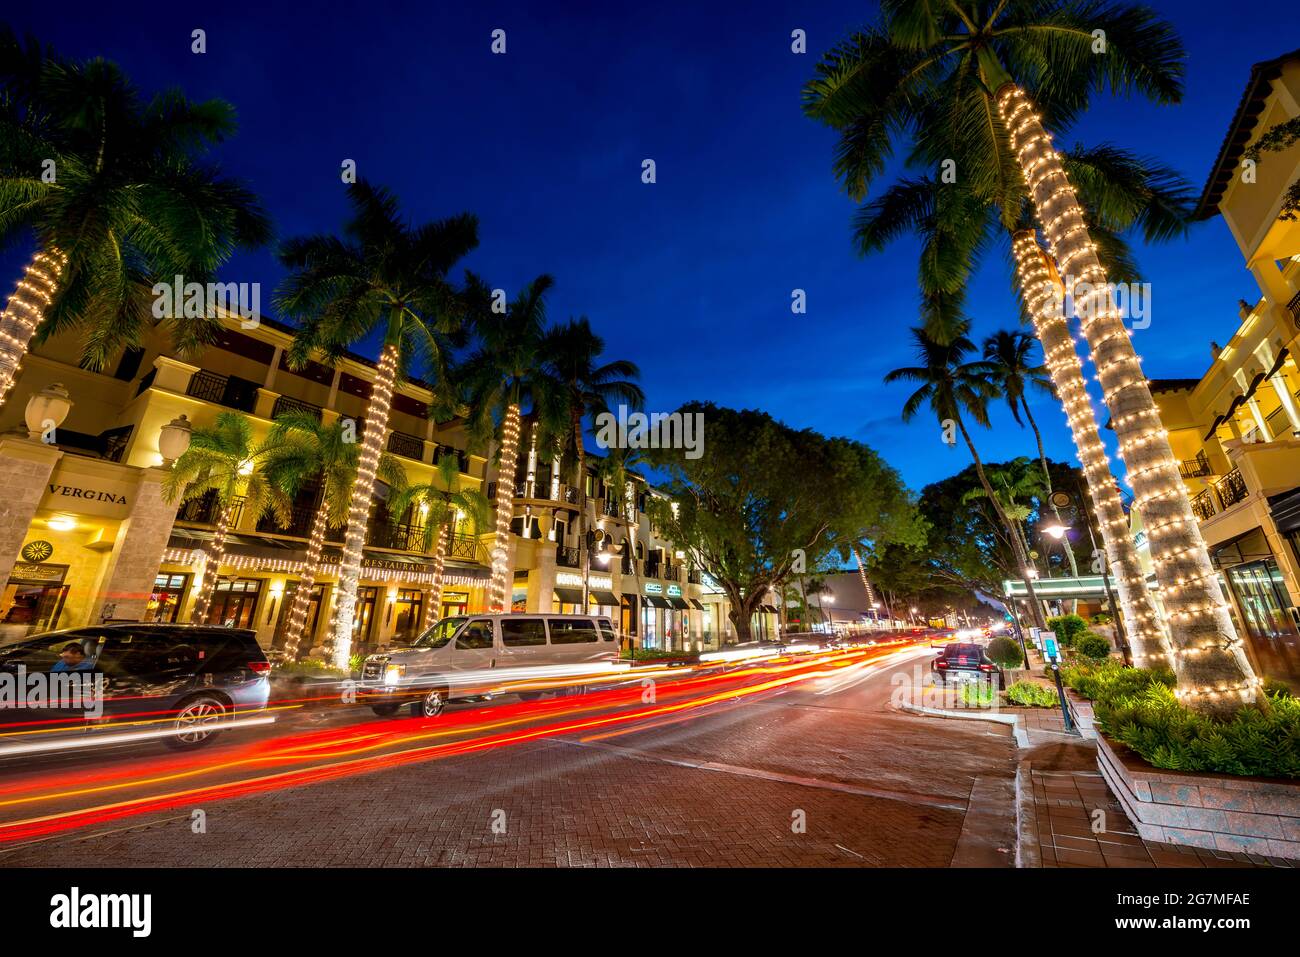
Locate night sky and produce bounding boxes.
[2,1,1291,492]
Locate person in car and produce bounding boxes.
[50,642,92,672]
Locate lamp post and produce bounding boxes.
[582,531,610,610]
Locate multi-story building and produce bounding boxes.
[0,309,775,653]
[1135,47,1300,687]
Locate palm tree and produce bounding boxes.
[164,412,290,623]
[460,275,566,612]
[805,3,1255,713]
[982,330,1079,576]
[0,30,270,403]
[542,318,644,605]
[387,451,491,621]
[275,181,477,668]
[885,325,1048,630]
[595,444,646,646]
[263,411,407,659]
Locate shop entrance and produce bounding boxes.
[0,564,70,639]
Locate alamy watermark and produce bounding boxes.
[152,274,260,329]
[594,404,704,459]
[0,665,104,718]
[1050,275,1152,330]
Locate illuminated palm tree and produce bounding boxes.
[263,411,407,659]
[164,412,290,623]
[275,181,477,668]
[805,2,1255,712]
[0,30,269,403]
[387,451,491,619]
[885,325,1048,630]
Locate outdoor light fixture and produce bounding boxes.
[158,414,193,465]
[47,515,77,532]
[1042,523,1070,541]
[24,381,72,438]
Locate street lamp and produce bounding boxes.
[581,532,610,608]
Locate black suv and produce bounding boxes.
[0,624,271,752]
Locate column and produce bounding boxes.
[0,437,64,591]
[91,466,180,622]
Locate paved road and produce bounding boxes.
[0,645,1018,867]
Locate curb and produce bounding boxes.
[1015,759,1039,868]
[896,702,1030,749]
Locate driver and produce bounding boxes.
[50,642,92,672]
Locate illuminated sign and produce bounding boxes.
[556,572,612,590]
[644,583,663,594]
[666,584,682,597]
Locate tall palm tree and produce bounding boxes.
[275,180,478,668]
[387,451,491,621]
[982,330,1078,577]
[886,325,1048,630]
[805,3,1255,713]
[461,275,566,612]
[542,318,644,605]
[164,412,290,623]
[263,411,407,659]
[0,30,270,403]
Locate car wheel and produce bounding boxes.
[414,687,448,718]
[164,695,228,750]
[371,703,401,717]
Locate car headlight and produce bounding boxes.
[383,664,406,686]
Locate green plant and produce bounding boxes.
[958,681,997,708]
[1060,659,1174,701]
[1046,614,1088,647]
[1006,681,1060,708]
[1263,680,1294,699]
[273,658,344,677]
[348,651,368,674]
[1074,632,1112,662]
[985,635,1023,669]
[1090,612,1112,625]
[620,648,697,662]
[1096,683,1300,779]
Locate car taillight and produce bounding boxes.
[935,659,948,668]
[979,663,995,672]
[249,661,271,674]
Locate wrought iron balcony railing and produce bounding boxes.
[556,545,580,568]
[1179,450,1213,478]
[271,395,323,422]
[186,370,258,413]
[1216,468,1248,510]
[1191,488,1217,522]
[387,430,425,461]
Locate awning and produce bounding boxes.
[554,588,585,605]
[590,590,619,606]
[689,598,704,610]
[1270,488,1300,535]
[667,597,690,609]
[643,595,673,609]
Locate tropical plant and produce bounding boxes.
[885,325,1048,628]
[460,274,566,612]
[542,317,644,601]
[1245,117,1300,221]
[387,450,492,619]
[163,412,291,623]
[1074,632,1113,662]
[263,411,407,658]
[804,0,1255,714]
[1047,613,1089,647]
[986,635,1024,669]
[275,180,477,667]
[1006,680,1059,708]
[0,29,270,404]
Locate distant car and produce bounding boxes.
[931,642,1003,688]
[0,623,270,752]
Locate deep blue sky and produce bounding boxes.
[3,1,1290,492]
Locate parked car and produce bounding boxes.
[359,614,620,718]
[0,623,270,752]
[930,642,1003,688]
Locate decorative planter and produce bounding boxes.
[1096,733,1300,859]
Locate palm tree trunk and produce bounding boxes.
[189,499,237,623]
[956,416,1049,630]
[328,342,399,670]
[487,401,522,612]
[1011,230,1169,669]
[572,411,588,605]
[428,523,449,615]
[0,249,66,409]
[281,492,331,659]
[998,84,1258,714]
[1023,396,1078,612]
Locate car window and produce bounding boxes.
[414,617,465,649]
[502,619,547,647]
[597,619,616,642]
[456,620,495,650]
[98,634,200,678]
[0,633,103,671]
[946,644,982,659]
[549,619,598,644]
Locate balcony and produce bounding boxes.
[1191,488,1218,522]
[1179,450,1213,478]
[1290,289,1300,324]
[556,545,580,568]
[432,444,469,473]
[509,480,578,505]
[387,430,425,461]
[176,490,243,528]
[271,395,323,422]
[1217,468,1248,509]
[446,535,482,563]
[367,521,430,552]
[186,370,258,413]
[687,568,702,585]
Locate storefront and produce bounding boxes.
[0,558,70,639]
[1211,527,1300,686]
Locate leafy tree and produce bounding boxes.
[644,402,921,643]
[1246,117,1300,221]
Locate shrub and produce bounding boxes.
[273,657,345,677]
[1095,684,1300,779]
[1263,679,1294,699]
[1090,612,1112,625]
[1074,632,1112,662]
[1006,680,1060,708]
[985,635,1023,669]
[1060,659,1174,701]
[1046,613,1088,647]
[958,681,997,708]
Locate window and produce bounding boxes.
[502,618,547,647]
[597,619,616,642]
[549,619,598,644]
[147,573,188,623]
[456,619,495,649]
[98,634,201,679]
[414,616,464,649]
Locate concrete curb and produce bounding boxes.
[896,702,1030,749]
[1015,760,1040,868]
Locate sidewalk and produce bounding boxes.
[1010,653,1291,869]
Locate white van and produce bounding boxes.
[357,614,620,718]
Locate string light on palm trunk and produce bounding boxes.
[1011,230,1167,667]
[190,500,238,623]
[487,402,522,612]
[0,249,66,408]
[328,344,398,669]
[999,85,1260,710]
[281,501,330,658]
